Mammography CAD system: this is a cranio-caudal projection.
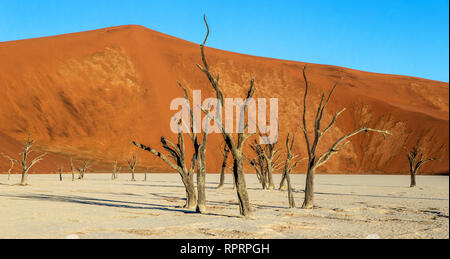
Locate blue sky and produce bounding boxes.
[0,0,448,82]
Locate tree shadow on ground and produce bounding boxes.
[149,193,289,210]
[308,191,449,201]
[0,193,238,218]
[123,183,217,190]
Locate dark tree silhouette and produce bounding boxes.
[405,138,445,187]
[1,135,47,185]
[300,65,391,209]
[198,16,256,217]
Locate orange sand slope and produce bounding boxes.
[0,25,448,174]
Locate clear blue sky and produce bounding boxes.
[0,0,448,82]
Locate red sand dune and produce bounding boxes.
[0,25,448,175]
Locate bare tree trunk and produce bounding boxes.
[5,159,14,181]
[131,168,135,181]
[282,133,304,208]
[196,159,207,213]
[258,156,267,190]
[8,166,12,181]
[70,158,75,181]
[217,144,230,189]
[20,168,28,185]
[218,166,226,189]
[112,161,121,180]
[248,154,266,190]
[286,171,295,208]
[233,153,252,217]
[260,177,266,190]
[410,171,417,188]
[267,165,275,190]
[77,161,88,180]
[127,155,137,182]
[302,166,315,209]
[2,157,15,181]
[20,147,30,185]
[196,148,207,213]
[279,174,287,190]
[59,167,63,181]
[182,174,197,209]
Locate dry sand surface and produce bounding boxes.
[0,173,448,239]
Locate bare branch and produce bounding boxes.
[316,127,391,168]
[132,141,179,172]
[1,153,19,164]
[301,65,312,156]
[28,153,47,169]
[321,108,347,136]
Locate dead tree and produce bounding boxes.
[176,82,210,214]
[198,16,255,217]
[300,65,391,209]
[7,158,14,181]
[144,167,149,182]
[133,123,197,209]
[282,133,305,208]
[262,141,283,190]
[247,157,264,188]
[279,173,287,190]
[58,166,63,181]
[70,157,75,181]
[77,161,89,180]
[2,136,47,185]
[248,137,283,190]
[405,140,444,187]
[127,154,137,182]
[279,142,288,190]
[248,141,268,190]
[195,131,208,213]
[217,143,230,189]
[1,153,15,181]
[112,161,121,180]
[252,138,283,190]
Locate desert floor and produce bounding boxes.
[0,173,448,239]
